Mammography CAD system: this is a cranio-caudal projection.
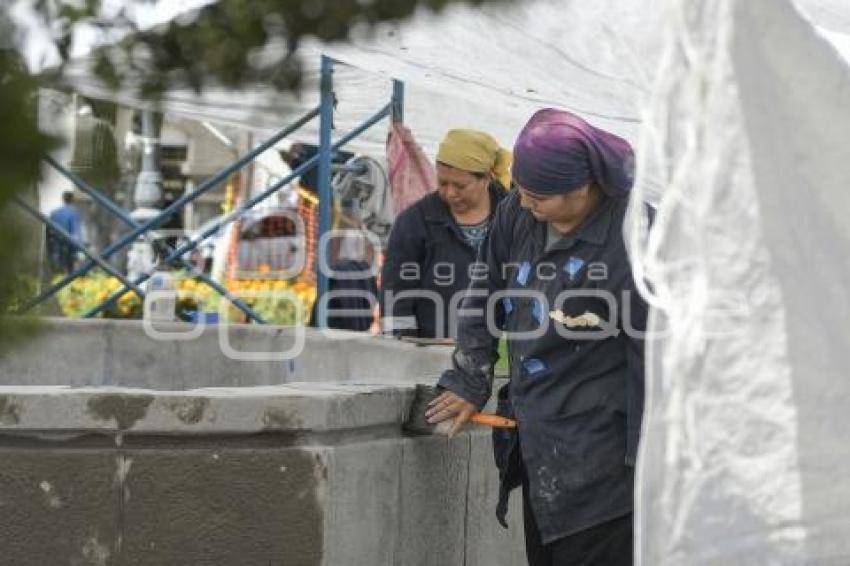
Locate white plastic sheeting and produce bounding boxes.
[797,0,850,34]
[60,1,664,163]
[60,0,849,192]
[630,0,850,563]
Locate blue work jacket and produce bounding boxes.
[439,191,648,543]
[381,183,506,338]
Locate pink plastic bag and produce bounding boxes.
[386,123,436,215]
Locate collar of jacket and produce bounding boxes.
[421,181,507,225]
[532,195,619,253]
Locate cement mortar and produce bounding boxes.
[87,394,155,431]
[163,397,210,425]
[0,395,21,424]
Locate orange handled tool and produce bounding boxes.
[404,384,518,435]
[470,413,516,428]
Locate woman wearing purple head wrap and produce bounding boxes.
[428,109,648,566]
[512,108,635,198]
[512,108,636,236]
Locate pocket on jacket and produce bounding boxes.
[536,400,627,492]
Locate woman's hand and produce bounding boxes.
[425,390,478,437]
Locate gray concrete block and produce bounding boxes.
[323,438,402,566]
[396,433,470,566]
[104,323,184,388]
[0,449,121,566]
[108,319,280,389]
[0,319,303,390]
[0,318,107,387]
[120,447,327,566]
[0,379,530,566]
[0,383,413,434]
[345,336,452,382]
[0,320,452,389]
[286,329,351,383]
[465,429,526,566]
[265,328,453,384]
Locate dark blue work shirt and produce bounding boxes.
[381,183,506,338]
[439,191,648,543]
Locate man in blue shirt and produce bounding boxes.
[47,191,83,274]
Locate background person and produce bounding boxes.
[381,129,511,339]
[47,191,84,274]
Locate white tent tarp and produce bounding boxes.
[61,0,850,194]
[632,0,850,563]
[62,1,658,150]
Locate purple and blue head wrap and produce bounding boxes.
[511,108,635,198]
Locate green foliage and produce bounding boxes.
[75,0,510,97]
[496,335,509,376]
[0,52,60,349]
[18,0,511,112]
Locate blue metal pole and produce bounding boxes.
[316,55,335,328]
[245,103,392,211]
[41,156,266,323]
[20,107,320,314]
[85,146,329,319]
[392,79,405,124]
[86,100,394,320]
[85,154,328,319]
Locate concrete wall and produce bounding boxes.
[0,320,524,565]
[0,319,453,389]
[0,384,525,566]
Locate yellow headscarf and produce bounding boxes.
[436,129,512,189]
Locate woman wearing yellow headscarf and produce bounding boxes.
[381,129,511,339]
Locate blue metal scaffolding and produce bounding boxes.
[24,56,405,328]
